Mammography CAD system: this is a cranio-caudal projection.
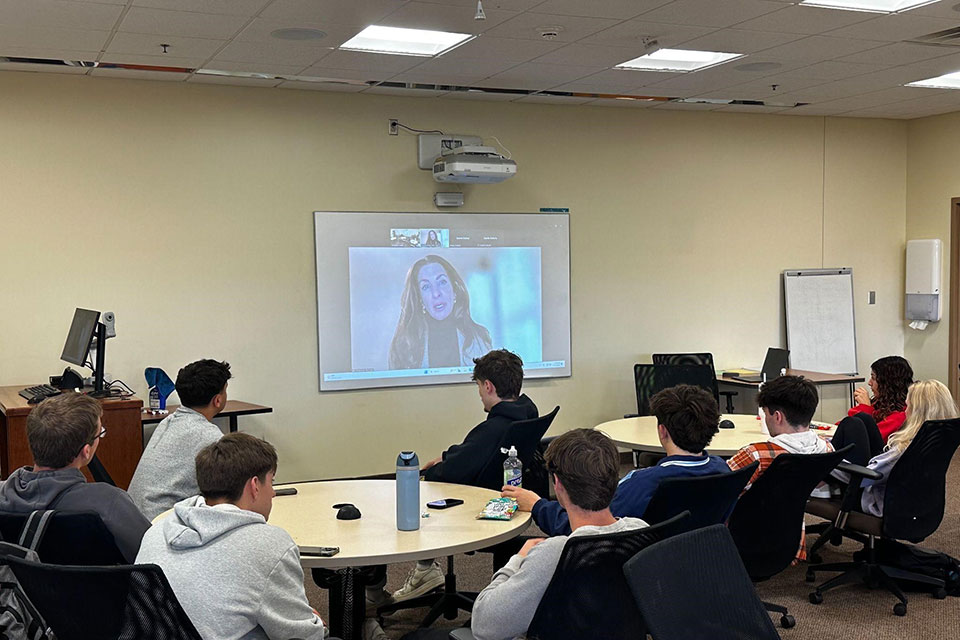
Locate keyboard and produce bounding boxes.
[19,385,62,401]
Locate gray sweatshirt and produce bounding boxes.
[470,517,648,640]
[128,406,223,520]
[0,467,150,562]
[136,496,324,640]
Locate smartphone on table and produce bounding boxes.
[427,498,464,509]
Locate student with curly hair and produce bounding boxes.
[843,355,913,446]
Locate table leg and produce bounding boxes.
[312,567,366,640]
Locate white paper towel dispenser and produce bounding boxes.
[905,239,941,328]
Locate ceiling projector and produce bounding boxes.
[432,145,517,184]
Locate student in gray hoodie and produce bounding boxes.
[470,428,648,640]
[128,359,230,520]
[136,432,324,640]
[0,393,150,562]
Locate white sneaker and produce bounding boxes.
[362,618,390,640]
[365,587,393,614]
[391,561,444,602]
[810,483,832,499]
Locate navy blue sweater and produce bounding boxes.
[531,454,730,536]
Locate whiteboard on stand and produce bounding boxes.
[783,268,858,375]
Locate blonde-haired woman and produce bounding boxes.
[857,380,958,516]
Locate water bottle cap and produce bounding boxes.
[397,451,419,466]
[501,445,517,457]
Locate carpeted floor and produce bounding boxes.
[304,451,960,639]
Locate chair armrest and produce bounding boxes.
[449,628,476,640]
[836,461,882,482]
[623,413,639,419]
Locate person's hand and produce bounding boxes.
[518,538,545,557]
[501,485,541,511]
[421,457,442,471]
[854,387,872,407]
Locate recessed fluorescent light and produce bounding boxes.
[906,71,960,89]
[799,0,939,13]
[340,25,473,57]
[615,48,744,73]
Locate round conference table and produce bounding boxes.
[595,413,836,457]
[270,479,531,640]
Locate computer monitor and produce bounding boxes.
[60,308,100,367]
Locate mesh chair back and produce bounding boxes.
[4,556,202,640]
[883,418,960,542]
[728,446,849,580]
[642,462,758,529]
[475,407,559,493]
[0,512,125,565]
[634,364,717,416]
[652,353,722,404]
[525,512,691,640]
[624,524,781,640]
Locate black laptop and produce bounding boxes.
[733,348,790,383]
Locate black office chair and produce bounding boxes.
[629,363,717,418]
[805,419,960,616]
[641,462,757,530]
[728,446,850,629]
[475,406,559,496]
[0,511,125,565]
[653,352,738,413]
[2,556,202,640]
[88,454,116,486]
[624,524,782,640]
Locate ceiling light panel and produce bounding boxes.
[616,48,744,72]
[906,70,960,89]
[799,0,939,13]
[339,25,473,56]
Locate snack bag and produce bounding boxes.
[477,497,518,520]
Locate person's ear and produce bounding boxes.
[657,423,669,441]
[247,475,260,501]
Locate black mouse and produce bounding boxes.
[27,394,45,405]
[333,503,361,520]
[719,419,735,429]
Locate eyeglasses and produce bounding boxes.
[90,427,106,443]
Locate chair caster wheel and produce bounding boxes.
[933,587,947,600]
[893,602,907,616]
[780,615,795,629]
[805,570,816,583]
[809,591,823,605]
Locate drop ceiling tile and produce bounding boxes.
[839,108,912,118]
[99,53,204,68]
[824,13,960,42]
[774,60,889,81]
[512,93,596,104]
[440,89,519,101]
[309,49,423,72]
[719,75,830,97]
[0,61,89,73]
[298,64,393,81]
[107,32,226,58]
[895,53,960,77]
[838,41,957,65]
[757,36,885,63]
[0,46,99,61]
[89,67,189,80]
[420,0,543,7]
[440,35,566,63]
[277,79,366,91]
[118,7,249,39]
[533,42,651,67]
[778,104,849,115]
[907,1,960,19]
[186,74,283,86]
[484,12,620,42]
[583,96,661,107]
[716,103,788,112]
[473,61,604,90]
[213,39,332,66]
[199,60,308,75]
[550,68,677,92]
[379,1,519,33]
[735,5,875,35]
[0,25,110,50]
[362,84,446,97]
[405,56,518,78]
[236,19,362,47]
[0,0,122,31]
[857,85,946,103]
[676,28,805,54]
[651,100,726,110]
[388,70,488,85]
[132,0,271,15]
[532,0,671,19]
[693,83,805,100]
[582,19,714,48]
[261,0,402,25]
[636,0,785,28]
[815,93,907,110]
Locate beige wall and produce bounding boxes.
[905,112,960,383]
[0,72,907,481]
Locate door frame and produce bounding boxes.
[949,198,960,401]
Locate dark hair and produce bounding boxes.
[389,255,491,370]
[756,375,818,427]
[472,349,523,399]
[196,433,277,502]
[26,393,102,468]
[176,359,232,408]
[648,385,720,453]
[544,429,619,511]
[870,356,913,421]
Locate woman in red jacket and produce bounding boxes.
[836,356,913,461]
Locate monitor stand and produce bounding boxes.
[88,322,110,398]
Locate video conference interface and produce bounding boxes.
[314,211,571,391]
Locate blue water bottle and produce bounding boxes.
[396,451,420,531]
